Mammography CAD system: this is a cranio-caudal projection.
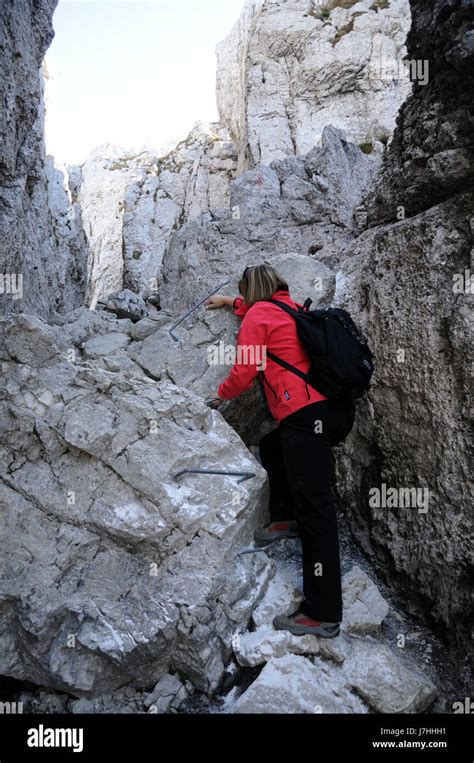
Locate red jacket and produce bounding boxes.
[217,289,327,422]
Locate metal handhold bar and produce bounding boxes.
[168,279,233,342]
[173,468,256,484]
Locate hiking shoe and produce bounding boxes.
[273,611,340,638]
[254,520,300,547]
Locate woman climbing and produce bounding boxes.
[206,263,355,639]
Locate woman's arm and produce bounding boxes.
[205,295,235,309]
[205,294,251,315]
[217,305,269,400]
[206,294,255,404]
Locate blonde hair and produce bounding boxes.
[238,263,288,307]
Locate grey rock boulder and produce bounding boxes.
[233,563,389,668]
[97,289,149,323]
[344,640,438,714]
[0,313,273,696]
[83,331,131,358]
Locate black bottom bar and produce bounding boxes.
[0,712,472,761]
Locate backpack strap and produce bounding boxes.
[266,351,309,382]
[268,298,300,316]
[265,300,309,383]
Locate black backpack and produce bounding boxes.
[266,299,374,400]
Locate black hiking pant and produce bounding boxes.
[259,399,355,623]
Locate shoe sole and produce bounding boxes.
[254,530,300,547]
[274,621,340,639]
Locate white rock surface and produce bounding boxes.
[267,253,335,305]
[216,0,411,169]
[0,0,465,714]
[233,625,320,667]
[231,634,438,712]
[344,639,438,713]
[341,565,390,634]
[45,156,88,309]
[252,563,302,627]
[229,654,368,713]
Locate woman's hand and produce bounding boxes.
[205,397,223,409]
[205,295,234,310]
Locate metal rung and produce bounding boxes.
[169,279,232,342]
[173,468,256,484]
[237,544,273,556]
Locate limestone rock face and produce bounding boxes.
[77,124,237,307]
[334,192,473,646]
[327,0,474,648]
[0,1,86,318]
[216,0,411,170]
[75,123,377,319]
[0,312,272,696]
[45,156,89,304]
[77,145,137,308]
[368,0,474,223]
[159,127,378,312]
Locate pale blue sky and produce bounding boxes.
[46,0,244,163]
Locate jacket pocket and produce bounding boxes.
[262,374,278,399]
